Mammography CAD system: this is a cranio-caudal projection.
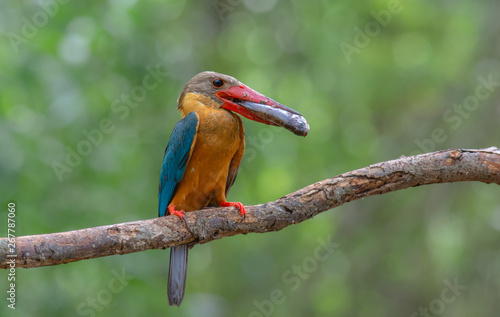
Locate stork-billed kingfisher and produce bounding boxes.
[158,71,309,306]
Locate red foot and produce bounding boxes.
[219,201,246,221]
[168,204,185,220]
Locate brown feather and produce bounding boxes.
[170,92,244,212]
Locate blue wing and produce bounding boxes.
[158,112,199,217]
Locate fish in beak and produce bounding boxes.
[215,84,310,137]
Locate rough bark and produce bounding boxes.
[1,147,499,269]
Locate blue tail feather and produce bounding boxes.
[168,245,188,306]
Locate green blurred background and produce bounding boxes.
[1,0,499,316]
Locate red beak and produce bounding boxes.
[215,84,310,136]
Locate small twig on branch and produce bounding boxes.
[1,147,499,269]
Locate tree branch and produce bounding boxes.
[1,148,499,269]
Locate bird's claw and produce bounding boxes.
[180,215,188,227]
[169,208,186,220]
[168,205,193,233]
[219,201,246,222]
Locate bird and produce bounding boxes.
[158,71,309,306]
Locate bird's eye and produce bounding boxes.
[212,78,224,88]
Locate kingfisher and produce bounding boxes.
[158,71,309,306]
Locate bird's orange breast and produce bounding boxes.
[170,93,244,212]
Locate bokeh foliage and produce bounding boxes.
[1,0,499,316]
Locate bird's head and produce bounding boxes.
[178,71,309,136]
